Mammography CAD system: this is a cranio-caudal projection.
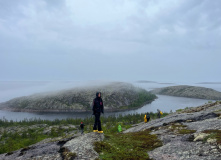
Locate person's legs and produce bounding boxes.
[93,113,99,130]
[157,113,160,118]
[97,113,102,131]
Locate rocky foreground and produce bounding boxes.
[0,132,104,160]
[150,85,221,100]
[1,101,221,160]
[125,101,221,160]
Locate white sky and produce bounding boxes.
[0,0,220,83]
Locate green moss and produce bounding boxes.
[168,124,196,134]
[203,130,221,144]
[94,130,162,160]
[94,141,113,153]
[60,147,77,160]
[67,152,77,158]
[178,129,196,134]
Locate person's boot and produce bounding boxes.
[93,130,98,132]
[98,131,103,133]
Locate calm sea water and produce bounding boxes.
[0,81,219,121]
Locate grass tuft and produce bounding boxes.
[94,130,162,160]
[203,130,221,144]
[178,129,196,134]
[167,124,196,134]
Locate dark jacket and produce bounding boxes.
[92,92,104,114]
[146,113,150,119]
[80,123,85,129]
[157,110,161,118]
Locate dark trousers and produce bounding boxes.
[157,113,161,118]
[93,113,102,131]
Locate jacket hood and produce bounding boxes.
[96,92,101,98]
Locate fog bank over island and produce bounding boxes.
[0,82,156,112]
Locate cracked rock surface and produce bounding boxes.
[63,132,104,160]
[0,136,66,160]
[124,102,221,160]
[0,132,104,160]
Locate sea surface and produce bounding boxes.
[0,81,220,121]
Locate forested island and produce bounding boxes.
[0,82,156,112]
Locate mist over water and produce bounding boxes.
[0,80,219,121]
[1,80,220,103]
[0,80,112,103]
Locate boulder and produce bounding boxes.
[63,132,104,160]
[193,133,209,141]
[207,138,216,144]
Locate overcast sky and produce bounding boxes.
[0,0,220,83]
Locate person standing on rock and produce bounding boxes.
[92,92,104,133]
[157,109,161,118]
[118,124,122,133]
[157,109,163,118]
[144,112,150,123]
[80,122,85,135]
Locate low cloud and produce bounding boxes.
[0,0,220,82]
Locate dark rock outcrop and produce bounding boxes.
[0,136,75,160]
[150,85,221,100]
[0,132,104,160]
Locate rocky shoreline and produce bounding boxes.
[1,99,154,113]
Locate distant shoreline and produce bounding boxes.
[150,85,221,100]
[196,82,221,84]
[136,80,175,85]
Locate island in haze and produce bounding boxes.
[150,85,221,100]
[0,82,157,112]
